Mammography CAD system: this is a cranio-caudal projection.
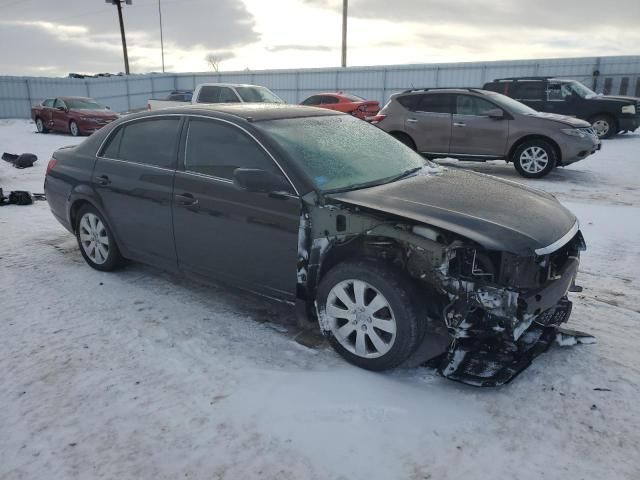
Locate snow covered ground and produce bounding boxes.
[1,119,639,480]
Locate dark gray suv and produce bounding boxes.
[373,88,601,178]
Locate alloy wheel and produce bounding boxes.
[79,213,110,265]
[325,279,397,358]
[36,118,44,133]
[70,121,79,136]
[519,146,549,174]
[592,119,610,138]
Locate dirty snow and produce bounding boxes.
[1,119,640,479]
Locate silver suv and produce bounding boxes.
[374,88,601,178]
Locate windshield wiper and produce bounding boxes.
[324,167,424,194]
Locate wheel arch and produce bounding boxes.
[588,112,618,132]
[388,130,417,150]
[508,134,562,164]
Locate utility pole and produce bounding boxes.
[341,0,348,67]
[158,0,165,72]
[106,0,132,75]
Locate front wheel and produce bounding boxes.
[69,120,80,137]
[316,259,425,371]
[75,205,124,271]
[512,140,556,178]
[590,115,616,139]
[35,117,48,133]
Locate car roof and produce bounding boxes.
[58,96,94,101]
[129,103,344,122]
[396,88,494,96]
[196,83,266,88]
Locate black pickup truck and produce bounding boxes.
[483,77,640,138]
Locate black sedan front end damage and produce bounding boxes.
[433,229,589,386]
[302,169,594,386]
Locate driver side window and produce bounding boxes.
[53,98,66,109]
[546,83,568,101]
[185,119,292,192]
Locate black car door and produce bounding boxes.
[93,116,182,270]
[172,117,301,299]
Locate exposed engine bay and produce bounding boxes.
[298,195,594,387]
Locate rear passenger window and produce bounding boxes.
[103,118,180,168]
[396,95,420,110]
[455,95,496,116]
[185,119,286,184]
[513,82,544,100]
[416,94,451,114]
[43,99,55,107]
[197,86,220,103]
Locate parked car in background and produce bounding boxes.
[483,77,640,138]
[44,104,586,386]
[31,97,118,137]
[373,88,601,178]
[146,90,193,110]
[300,92,380,120]
[193,83,284,105]
[147,84,284,110]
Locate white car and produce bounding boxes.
[192,83,284,105]
[147,83,284,110]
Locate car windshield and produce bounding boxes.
[484,91,538,114]
[257,115,427,192]
[566,81,597,99]
[236,86,284,103]
[65,98,105,109]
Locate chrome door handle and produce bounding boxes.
[175,193,199,206]
[407,118,418,123]
[94,175,111,185]
[453,122,466,127]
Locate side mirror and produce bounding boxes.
[56,106,66,111]
[487,108,504,119]
[233,168,291,194]
[106,106,111,110]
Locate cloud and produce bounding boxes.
[0,0,260,75]
[266,44,334,52]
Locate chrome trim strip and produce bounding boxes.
[177,170,233,184]
[96,155,175,172]
[535,220,580,256]
[96,112,300,196]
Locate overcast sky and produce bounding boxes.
[1,0,639,76]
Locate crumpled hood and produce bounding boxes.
[528,112,591,128]
[327,168,577,256]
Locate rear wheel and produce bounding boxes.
[590,114,616,139]
[35,117,48,133]
[75,205,124,271]
[512,140,556,178]
[316,259,425,371]
[390,132,416,150]
[69,120,80,137]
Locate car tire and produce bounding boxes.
[512,139,557,179]
[589,114,616,139]
[390,132,417,150]
[75,204,124,272]
[69,120,80,137]
[35,117,48,133]
[316,258,425,371]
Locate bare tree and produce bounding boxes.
[205,53,221,72]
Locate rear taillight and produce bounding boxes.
[46,157,57,175]
[369,114,386,124]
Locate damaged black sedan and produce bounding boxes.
[45,104,588,386]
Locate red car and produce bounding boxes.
[300,92,380,120]
[31,96,119,137]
